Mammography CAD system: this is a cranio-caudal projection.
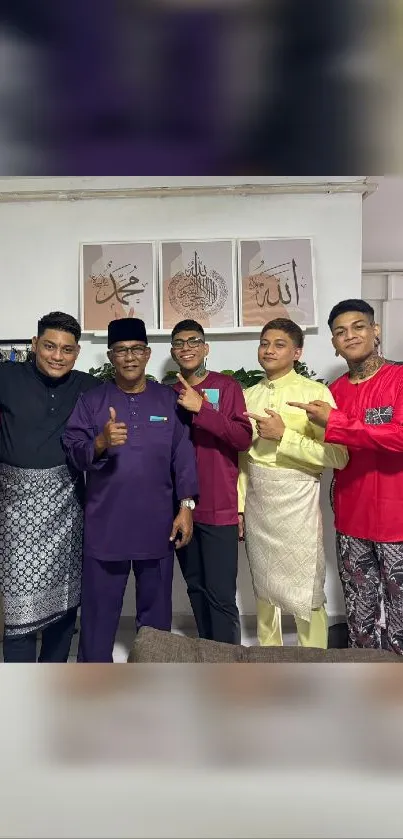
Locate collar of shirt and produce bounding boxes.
[30,359,71,389]
[262,369,299,390]
[190,373,212,391]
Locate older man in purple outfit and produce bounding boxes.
[63,318,198,662]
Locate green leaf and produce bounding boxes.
[161,371,178,386]
[88,361,327,387]
[90,362,115,381]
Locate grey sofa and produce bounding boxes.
[128,627,401,663]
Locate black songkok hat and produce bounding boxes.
[107,318,148,348]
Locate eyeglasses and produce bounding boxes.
[171,337,205,350]
[112,345,148,358]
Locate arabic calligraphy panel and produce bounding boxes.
[80,242,157,331]
[159,240,237,330]
[238,238,317,328]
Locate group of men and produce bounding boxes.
[0,297,403,662]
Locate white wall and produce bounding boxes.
[0,187,363,617]
[362,271,403,362]
[362,176,403,265]
[362,177,403,362]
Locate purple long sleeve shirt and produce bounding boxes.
[62,380,198,561]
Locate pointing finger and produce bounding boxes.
[244,411,266,422]
[176,373,191,389]
[286,402,311,411]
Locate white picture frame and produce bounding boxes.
[79,241,158,333]
[237,237,318,329]
[159,239,238,332]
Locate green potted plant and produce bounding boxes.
[216,361,326,389]
[89,362,157,383]
[89,360,326,387]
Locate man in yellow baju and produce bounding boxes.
[238,318,348,648]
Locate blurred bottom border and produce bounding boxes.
[0,663,402,836]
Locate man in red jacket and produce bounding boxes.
[171,319,252,644]
[288,299,403,655]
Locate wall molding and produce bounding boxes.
[0,180,377,204]
[363,263,403,273]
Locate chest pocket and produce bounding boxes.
[364,406,394,425]
[145,419,172,440]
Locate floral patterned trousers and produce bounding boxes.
[336,533,403,656]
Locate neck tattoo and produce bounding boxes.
[193,363,206,379]
[349,352,384,381]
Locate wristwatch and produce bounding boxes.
[180,498,196,510]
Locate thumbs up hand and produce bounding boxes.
[103,406,128,447]
[176,373,204,414]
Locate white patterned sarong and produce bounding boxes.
[0,463,84,636]
[244,463,326,622]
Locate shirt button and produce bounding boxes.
[130,397,135,402]
[133,425,138,429]
[51,393,55,398]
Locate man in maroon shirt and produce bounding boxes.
[171,320,252,644]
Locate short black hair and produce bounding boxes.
[328,299,375,330]
[171,319,205,341]
[260,318,304,349]
[37,311,81,342]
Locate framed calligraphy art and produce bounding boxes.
[238,238,318,329]
[159,240,237,331]
[80,241,158,332]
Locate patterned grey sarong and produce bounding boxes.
[0,463,84,637]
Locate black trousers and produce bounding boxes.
[177,523,241,644]
[2,607,78,663]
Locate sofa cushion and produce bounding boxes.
[128,627,401,663]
